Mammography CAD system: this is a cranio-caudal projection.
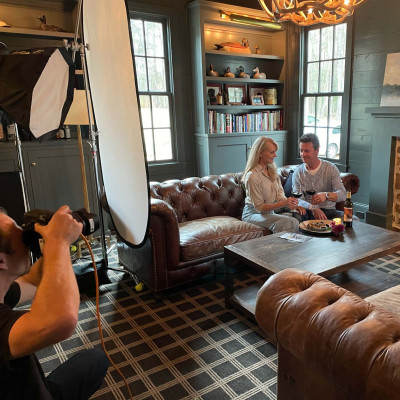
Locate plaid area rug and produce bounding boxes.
[36,243,400,400]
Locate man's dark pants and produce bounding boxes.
[46,348,109,400]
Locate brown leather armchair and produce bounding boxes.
[117,167,360,297]
[255,268,400,400]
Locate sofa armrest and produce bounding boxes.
[149,198,180,276]
[255,268,400,400]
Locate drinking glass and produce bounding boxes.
[290,183,302,212]
[306,181,317,210]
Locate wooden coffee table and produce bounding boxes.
[224,221,400,318]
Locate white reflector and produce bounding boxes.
[82,0,149,246]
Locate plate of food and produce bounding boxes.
[299,220,332,235]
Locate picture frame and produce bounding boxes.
[251,95,264,105]
[206,83,222,105]
[380,52,400,106]
[225,84,246,105]
[248,86,265,100]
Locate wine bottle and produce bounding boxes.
[344,191,353,227]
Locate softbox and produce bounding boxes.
[0,47,75,139]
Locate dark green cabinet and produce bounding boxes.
[0,140,97,214]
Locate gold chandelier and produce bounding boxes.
[258,0,368,26]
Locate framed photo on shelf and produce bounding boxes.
[251,95,264,105]
[248,86,265,100]
[206,83,222,105]
[225,84,246,105]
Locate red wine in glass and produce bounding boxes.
[291,191,302,198]
[306,189,316,196]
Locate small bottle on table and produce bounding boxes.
[344,191,353,227]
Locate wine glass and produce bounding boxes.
[305,181,316,197]
[290,183,302,212]
[291,183,302,199]
[306,181,317,210]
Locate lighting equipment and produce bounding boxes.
[64,89,106,258]
[220,10,282,30]
[0,0,149,272]
[81,0,149,247]
[0,47,75,139]
[64,89,91,215]
[257,0,368,26]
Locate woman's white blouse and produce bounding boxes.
[244,164,286,213]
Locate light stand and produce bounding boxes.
[14,125,30,213]
[57,0,110,272]
[64,90,111,259]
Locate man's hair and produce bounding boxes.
[299,133,320,150]
[0,207,12,254]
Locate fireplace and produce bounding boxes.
[365,106,400,229]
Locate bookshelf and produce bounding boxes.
[187,0,289,176]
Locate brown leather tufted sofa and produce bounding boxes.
[117,167,360,297]
[255,268,400,400]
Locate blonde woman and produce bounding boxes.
[242,137,305,233]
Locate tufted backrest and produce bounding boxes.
[255,268,400,400]
[149,173,245,223]
[148,167,359,223]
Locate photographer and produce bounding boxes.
[0,205,109,399]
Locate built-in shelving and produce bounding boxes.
[206,50,284,60]
[0,26,77,39]
[206,76,283,84]
[207,105,283,111]
[188,0,288,176]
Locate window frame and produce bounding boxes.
[299,20,353,170]
[130,12,177,164]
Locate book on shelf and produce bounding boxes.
[207,110,283,134]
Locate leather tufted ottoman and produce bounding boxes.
[255,268,400,400]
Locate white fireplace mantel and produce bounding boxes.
[365,106,400,118]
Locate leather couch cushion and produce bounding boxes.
[179,216,264,262]
[366,285,400,317]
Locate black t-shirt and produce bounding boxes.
[0,282,53,399]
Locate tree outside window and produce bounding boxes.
[130,17,174,162]
[301,23,348,160]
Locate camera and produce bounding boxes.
[22,208,99,258]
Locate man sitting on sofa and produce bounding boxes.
[293,133,346,220]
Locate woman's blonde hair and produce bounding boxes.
[242,136,278,181]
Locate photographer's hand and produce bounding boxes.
[34,205,82,245]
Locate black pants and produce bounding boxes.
[46,348,109,400]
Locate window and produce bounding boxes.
[130,16,174,162]
[301,23,351,161]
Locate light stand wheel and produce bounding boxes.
[135,282,144,292]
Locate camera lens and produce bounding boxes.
[71,208,99,236]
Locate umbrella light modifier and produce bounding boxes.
[0,46,75,139]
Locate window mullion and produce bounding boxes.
[131,14,175,163]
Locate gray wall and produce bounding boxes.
[349,0,400,209]
[127,0,259,182]
[284,0,400,214]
